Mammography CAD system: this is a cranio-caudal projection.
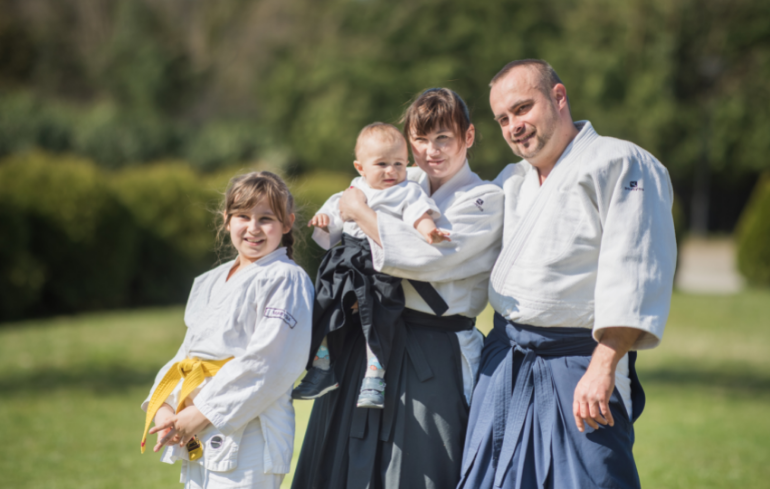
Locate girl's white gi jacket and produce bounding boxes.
[141,247,313,474]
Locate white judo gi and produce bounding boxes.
[489,120,677,417]
[311,175,441,250]
[368,162,505,401]
[141,247,313,488]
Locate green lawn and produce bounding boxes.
[1,291,768,488]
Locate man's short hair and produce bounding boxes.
[489,59,564,96]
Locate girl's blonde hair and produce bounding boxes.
[217,171,297,260]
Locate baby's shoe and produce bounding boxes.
[292,367,340,400]
[356,377,386,409]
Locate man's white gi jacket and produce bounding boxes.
[490,121,677,349]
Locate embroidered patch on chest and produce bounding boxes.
[624,180,644,191]
[265,307,297,328]
[474,198,484,211]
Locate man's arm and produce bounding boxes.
[573,327,642,432]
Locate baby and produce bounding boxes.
[292,122,448,409]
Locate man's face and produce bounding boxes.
[490,67,560,163]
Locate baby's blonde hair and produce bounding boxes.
[354,122,407,160]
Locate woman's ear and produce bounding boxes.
[465,124,476,149]
[283,213,296,233]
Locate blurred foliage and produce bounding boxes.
[0,152,139,318]
[111,163,220,305]
[0,152,349,319]
[736,174,770,286]
[0,0,767,186]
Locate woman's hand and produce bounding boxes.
[338,187,368,222]
[339,187,382,246]
[149,404,212,451]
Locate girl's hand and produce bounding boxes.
[149,405,212,451]
[308,213,331,230]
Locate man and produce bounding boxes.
[458,59,676,488]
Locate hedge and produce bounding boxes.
[736,174,770,286]
[0,152,139,318]
[0,152,353,321]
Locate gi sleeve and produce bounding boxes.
[311,192,345,250]
[401,184,441,228]
[592,148,677,350]
[192,272,314,435]
[370,184,504,282]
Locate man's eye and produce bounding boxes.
[516,104,531,115]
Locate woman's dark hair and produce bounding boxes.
[400,88,471,140]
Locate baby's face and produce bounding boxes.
[354,138,409,189]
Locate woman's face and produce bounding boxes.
[409,124,475,192]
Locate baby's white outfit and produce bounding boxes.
[311,176,440,250]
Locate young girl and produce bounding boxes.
[139,171,313,489]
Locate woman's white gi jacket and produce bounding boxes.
[141,247,313,474]
[367,162,505,401]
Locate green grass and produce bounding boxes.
[1,291,768,488]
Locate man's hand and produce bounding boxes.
[573,327,641,433]
[309,213,331,231]
[149,404,211,451]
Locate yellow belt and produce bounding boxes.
[141,357,232,453]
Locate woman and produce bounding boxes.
[291,88,504,489]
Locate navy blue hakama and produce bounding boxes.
[459,313,645,489]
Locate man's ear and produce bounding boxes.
[353,160,364,175]
[552,84,569,111]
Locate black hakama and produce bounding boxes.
[291,309,474,489]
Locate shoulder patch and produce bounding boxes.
[265,307,297,328]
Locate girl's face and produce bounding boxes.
[226,198,294,265]
[409,124,475,192]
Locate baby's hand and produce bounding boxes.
[427,228,451,244]
[309,213,331,231]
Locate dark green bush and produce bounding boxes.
[0,201,45,320]
[736,174,770,286]
[0,93,75,157]
[0,152,139,317]
[74,106,178,169]
[112,163,219,304]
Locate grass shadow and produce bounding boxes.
[639,366,770,397]
[0,364,161,396]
